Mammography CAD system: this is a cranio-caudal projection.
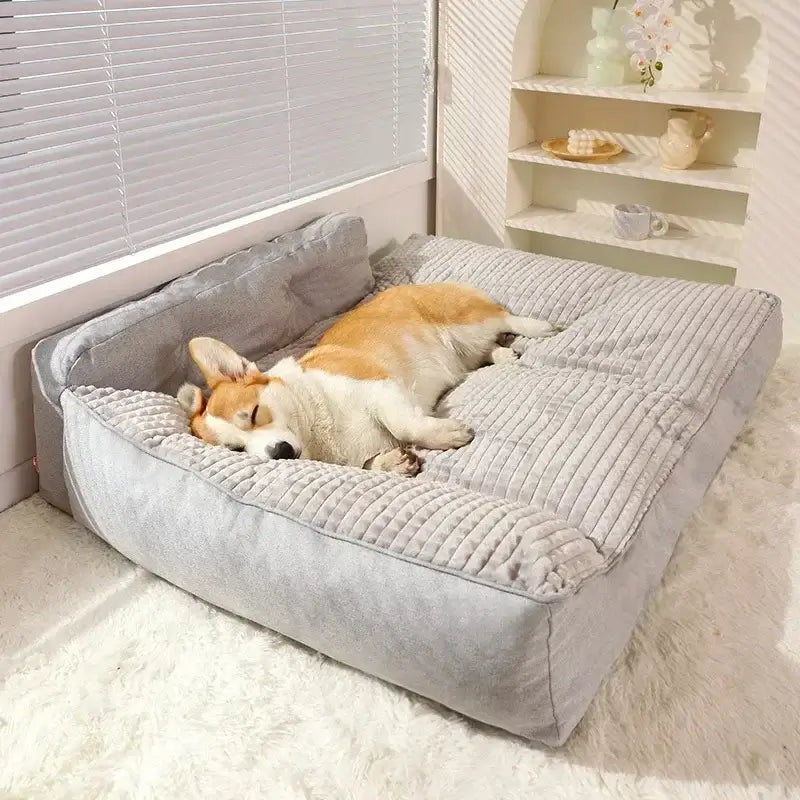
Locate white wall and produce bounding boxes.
[437,0,800,340]
[0,177,433,512]
[738,3,800,317]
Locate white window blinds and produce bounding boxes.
[0,0,430,296]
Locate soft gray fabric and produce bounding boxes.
[31,213,374,512]
[54,236,780,597]
[61,401,557,743]
[60,295,780,746]
[547,304,782,740]
[39,225,782,744]
[65,385,598,599]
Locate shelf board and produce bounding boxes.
[508,144,752,193]
[506,206,741,267]
[512,75,764,113]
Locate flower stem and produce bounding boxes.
[642,63,656,93]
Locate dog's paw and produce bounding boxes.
[426,418,474,450]
[533,322,560,338]
[491,346,520,365]
[371,446,422,477]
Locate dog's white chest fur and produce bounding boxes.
[295,371,398,466]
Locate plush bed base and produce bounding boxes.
[58,289,778,747]
[34,215,781,746]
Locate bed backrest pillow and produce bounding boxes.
[31,213,374,513]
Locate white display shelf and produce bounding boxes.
[505,205,741,268]
[508,144,752,193]
[511,75,764,114]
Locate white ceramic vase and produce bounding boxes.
[659,107,715,170]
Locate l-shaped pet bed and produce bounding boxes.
[32,214,781,746]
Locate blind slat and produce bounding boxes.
[114,76,423,137]
[129,186,295,245]
[4,15,278,43]
[0,7,282,34]
[0,107,115,146]
[0,204,126,258]
[0,120,117,159]
[0,150,118,197]
[0,80,113,112]
[6,48,286,82]
[0,232,128,290]
[1,196,127,256]
[1,1,109,14]
[0,40,107,67]
[114,97,422,166]
[126,170,291,220]
[5,23,284,59]
[0,163,116,207]
[0,94,111,129]
[122,109,289,153]
[122,118,289,169]
[0,135,120,172]
[125,157,290,200]
[0,174,121,219]
[1,68,111,96]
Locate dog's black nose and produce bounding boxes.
[268,441,297,460]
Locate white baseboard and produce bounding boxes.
[0,461,38,513]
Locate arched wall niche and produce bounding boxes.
[437,0,800,340]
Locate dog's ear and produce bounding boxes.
[177,383,205,416]
[188,337,259,388]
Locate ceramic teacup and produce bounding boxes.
[613,204,669,241]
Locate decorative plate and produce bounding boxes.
[541,138,623,162]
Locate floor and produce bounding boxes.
[1,349,799,800]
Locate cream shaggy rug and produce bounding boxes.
[2,349,800,800]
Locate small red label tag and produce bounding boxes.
[32,456,39,474]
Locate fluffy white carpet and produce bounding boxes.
[2,349,800,800]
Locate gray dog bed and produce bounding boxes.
[32,213,781,745]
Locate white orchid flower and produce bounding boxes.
[630,2,657,19]
[624,25,658,59]
[621,0,678,91]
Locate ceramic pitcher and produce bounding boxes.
[659,108,714,170]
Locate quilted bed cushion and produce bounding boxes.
[57,223,781,745]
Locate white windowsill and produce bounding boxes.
[0,161,434,350]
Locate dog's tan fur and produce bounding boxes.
[298,284,507,385]
[299,346,389,381]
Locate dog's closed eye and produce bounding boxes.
[233,405,260,429]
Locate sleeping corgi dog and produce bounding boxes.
[178,283,557,476]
